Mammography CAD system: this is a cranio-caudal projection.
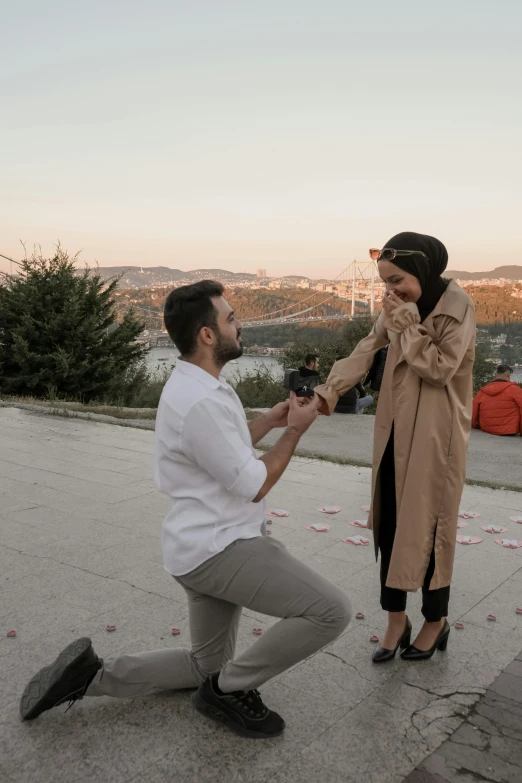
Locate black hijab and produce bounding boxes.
[381,231,449,322]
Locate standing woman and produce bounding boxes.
[315,232,476,662]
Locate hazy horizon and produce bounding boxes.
[2,1,521,278]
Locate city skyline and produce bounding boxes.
[1,2,521,278]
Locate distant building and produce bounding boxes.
[256,269,267,278]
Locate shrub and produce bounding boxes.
[0,245,145,402]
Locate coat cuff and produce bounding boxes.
[386,302,420,333]
[314,384,338,416]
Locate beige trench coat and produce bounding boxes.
[315,280,476,592]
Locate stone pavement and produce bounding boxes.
[404,650,522,782]
[260,413,522,490]
[1,406,522,783]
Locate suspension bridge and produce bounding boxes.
[241,260,381,328]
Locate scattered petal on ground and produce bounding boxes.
[495,538,522,549]
[253,628,263,635]
[458,510,480,519]
[317,505,341,514]
[106,625,116,632]
[487,614,496,621]
[516,608,522,615]
[361,505,371,513]
[481,524,508,534]
[456,535,483,545]
[342,535,370,546]
[347,519,368,528]
[266,509,289,518]
[370,635,379,643]
[6,630,16,638]
[355,612,365,620]
[265,519,272,525]
[306,523,330,533]
[509,515,522,524]
[456,520,469,529]
[455,622,464,629]
[171,628,180,635]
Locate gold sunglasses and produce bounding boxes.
[369,248,429,263]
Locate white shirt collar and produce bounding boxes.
[176,359,228,390]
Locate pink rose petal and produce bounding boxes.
[171,628,180,635]
[306,523,330,533]
[456,520,469,529]
[6,630,17,638]
[487,614,496,621]
[341,536,370,546]
[347,519,368,528]
[455,622,464,629]
[266,509,289,518]
[355,612,365,620]
[370,635,379,643]
[481,524,508,534]
[509,516,522,524]
[266,530,272,535]
[458,510,480,519]
[456,535,483,545]
[495,538,522,549]
[516,608,522,615]
[253,628,263,635]
[361,505,371,513]
[265,519,273,525]
[317,505,341,514]
[106,625,116,632]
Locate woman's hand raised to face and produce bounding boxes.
[382,290,404,317]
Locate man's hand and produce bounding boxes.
[265,400,290,429]
[287,391,319,435]
[382,290,404,317]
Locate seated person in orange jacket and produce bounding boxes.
[472,365,522,436]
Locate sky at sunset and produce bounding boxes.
[1,1,521,278]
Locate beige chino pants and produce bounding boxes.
[87,536,352,697]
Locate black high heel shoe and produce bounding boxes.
[372,617,412,663]
[401,620,450,661]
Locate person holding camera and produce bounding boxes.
[20,280,352,739]
[299,353,320,380]
[315,233,475,663]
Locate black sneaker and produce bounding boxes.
[20,637,102,721]
[191,674,285,739]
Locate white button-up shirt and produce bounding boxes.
[154,360,267,576]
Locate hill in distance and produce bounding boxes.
[446,265,522,280]
[91,265,256,287]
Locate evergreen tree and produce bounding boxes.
[0,246,145,402]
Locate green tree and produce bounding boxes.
[0,246,146,402]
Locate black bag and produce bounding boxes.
[366,347,388,392]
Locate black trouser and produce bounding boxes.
[378,430,450,622]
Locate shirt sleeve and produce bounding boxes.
[183,398,267,502]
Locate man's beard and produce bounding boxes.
[213,330,243,366]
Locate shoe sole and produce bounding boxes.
[20,637,94,721]
[191,691,285,739]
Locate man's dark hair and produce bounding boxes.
[163,280,224,357]
[304,353,318,366]
[497,364,512,375]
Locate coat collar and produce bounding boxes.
[425,279,472,324]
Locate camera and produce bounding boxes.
[283,369,317,398]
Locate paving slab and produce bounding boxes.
[0,406,522,783]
